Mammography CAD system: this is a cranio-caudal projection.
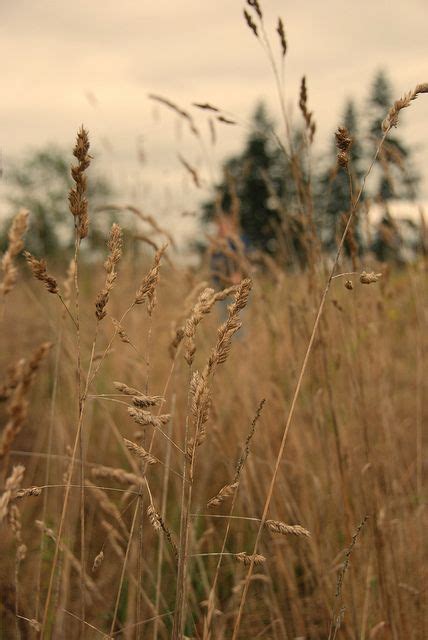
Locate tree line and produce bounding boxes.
[1,71,422,263]
[203,70,421,264]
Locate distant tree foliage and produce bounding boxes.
[368,70,420,202]
[203,103,314,266]
[202,71,422,264]
[204,105,291,250]
[2,145,114,257]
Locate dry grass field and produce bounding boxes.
[0,3,427,638]
[0,188,426,639]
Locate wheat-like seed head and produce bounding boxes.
[123,438,157,465]
[299,76,316,143]
[92,550,104,572]
[95,224,123,320]
[359,271,382,284]
[128,406,170,429]
[335,127,352,168]
[135,244,167,314]
[277,18,287,57]
[0,343,51,461]
[111,318,131,344]
[0,210,29,297]
[207,482,239,508]
[114,381,142,396]
[265,520,311,537]
[91,464,141,486]
[243,10,258,37]
[16,486,42,498]
[382,83,428,132]
[23,252,58,294]
[68,126,91,240]
[234,552,266,566]
[147,505,178,557]
[0,465,25,524]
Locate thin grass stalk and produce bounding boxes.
[407,267,424,497]
[203,399,265,640]
[72,229,87,633]
[42,244,165,631]
[41,294,100,635]
[137,274,156,635]
[173,281,251,638]
[35,312,64,622]
[172,369,193,640]
[153,396,175,640]
[109,498,140,636]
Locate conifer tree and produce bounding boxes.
[203,103,297,256]
[368,70,419,201]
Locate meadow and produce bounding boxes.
[0,3,427,638]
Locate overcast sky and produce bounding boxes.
[1,0,427,244]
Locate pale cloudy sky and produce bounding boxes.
[1,0,427,244]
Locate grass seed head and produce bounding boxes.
[359,271,382,284]
[0,210,29,297]
[265,520,311,537]
[69,126,91,240]
[235,552,266,566]
[23,252,58,294]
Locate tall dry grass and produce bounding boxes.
[0,3,427,639]
[1,206,426,639]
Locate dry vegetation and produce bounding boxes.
[0,3,427,639]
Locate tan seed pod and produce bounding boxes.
[359,271,382,285]
[207,482,238,508]
[123,438,157,465]
[68,126,91,240]
[335,127,352,168]
[265,520,311,537]
[132,395,163,409]
[128,407,170,429]
[92,550,104,572]
[114,381,142,396]
[91,464,141,486]
[111,318,131,344]
[16,487,42,498]
[147,504,162,531]
[382,83,428,132]
[23,252,59,294]
[234,552,266,566]
[0,209,29,297]
[276,17,287,57]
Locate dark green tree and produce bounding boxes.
[367,71,421,262]
[2,145,113,257]
[203,103,303,259]
[368,70,420,201]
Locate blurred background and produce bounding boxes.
[1,0,427,254]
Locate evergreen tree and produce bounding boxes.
[203,103,300,257]
[367,71,421,262]
[368,70,419,201]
